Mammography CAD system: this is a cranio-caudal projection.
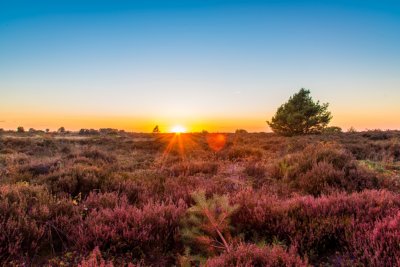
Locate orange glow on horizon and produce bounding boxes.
[0,109,399,133]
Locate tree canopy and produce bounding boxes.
[267,88,332,136]
[152,125,160,133]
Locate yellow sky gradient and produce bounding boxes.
[1,108,399,133]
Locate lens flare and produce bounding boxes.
[206,133,226,152]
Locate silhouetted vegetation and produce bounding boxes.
[152,125,160,133]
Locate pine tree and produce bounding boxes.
[267,88,332,136]
[181,191,238,259]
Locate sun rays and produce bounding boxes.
[157,132,227,167]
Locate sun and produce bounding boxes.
[170,125,186,134]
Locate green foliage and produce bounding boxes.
[267,88,332,136]
[181,191,239,260]
[323,126,342,134]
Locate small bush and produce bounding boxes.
[206,243,307,267]
[166,161,219,177]
[344,211,400,266]
[40,165,109,197]
[225,146,263,161]
[362,130,389,140]
[243,163,266,179]
[323,126,342,134]
[74,197,187,264]
[181,191,239,258]
[232,189,400,262]
[78,247,114,267]
[270,143,382,195]
[0,184,80,261]
[81,149,116,164]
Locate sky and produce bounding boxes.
[0,0,399,132]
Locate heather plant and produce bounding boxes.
[0,184,55,259]
[166,161,219,177]
[270,143,382,195]
[223,145,263,161]
[2,131,400,265]
[77,247,140,267]
[81,149,116,164]
[344,211,400,266]
[0,183,80,262]
[78,247,114,267]
[243,162,266,179]
[205,243,308,267]
[74,196,187,264]
[181,191,239,260]
[231,189,400,263]
[40,165,110,197]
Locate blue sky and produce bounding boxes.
[1,0,399,131]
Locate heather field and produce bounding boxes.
[1,130,400,266]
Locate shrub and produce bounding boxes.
[81,149,116,164]
[235,129,248,134]
[344,211,400,266]
[78,247,114,267]
[166,161,219,177]
[181,191,239,258]
[22,161,61,177]
[17,126,25,133]
[270,143,381,195]
[225,146,263,161]
[41,165,109,197]
[323,126,342,134]
[362,130,389,140]
[231,189,400,262]
[267,88,332,136]
[79,129,99,135]
[243,163,266,179]
[206,243,307,267]
[74,197,187,264]
[0,184,80,261]
[83,192,121,210]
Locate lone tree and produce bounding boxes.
[152,125,160,133]
[267,88,332,136]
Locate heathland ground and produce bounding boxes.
[1,130,400,266]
